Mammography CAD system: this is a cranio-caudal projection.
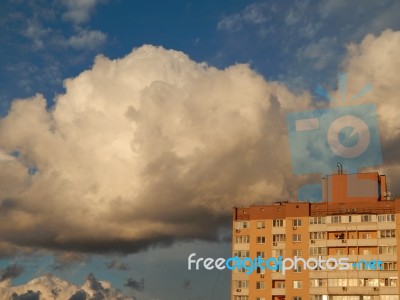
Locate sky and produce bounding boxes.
[0,0,400,299]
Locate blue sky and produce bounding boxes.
[2,0,400,109]
[1,1,400,299]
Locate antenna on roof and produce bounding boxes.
[337,162,343,175]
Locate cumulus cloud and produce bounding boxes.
[342,29,400,194]
[0,30,399,256]
[0,273,133,300]
[0,44,311,254]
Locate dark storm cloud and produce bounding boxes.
[11,290,41,300]
[124,278,144,292]
[183,278,192,290]
[52,252,90,270]
[106,260,130,271]
[69,290,87,300]
[0,264,24,282]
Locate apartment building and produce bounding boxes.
[232,172,399,300]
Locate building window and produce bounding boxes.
[293,281,302,289]
[310,232,326,240]
[234,297,249,300]
[310,279,326,287]
[233,251,250,258]
[361,215,372,222]
[328,278,348,287]
[256,298,266,300]
[235,221,249,229]
[256,281,265,290]
[292,234,302,242]
[294,265,302,273]
[310,247,327,255]
[233,280,248,288]
[331,216,341,223]
[257,236,266,244]
[310,216,325,224]
[361,233,372,239]
[293,219,302,227]
[256,251,265,258]
[273,234,285,242]
[382,262,397,270]
[293,297,302,300]
[273,219,284,227]
[336,249,345,255]
[293,249,302,256]
[381,278,398,287]
[272,249,284,257]
[274,281,285,288]
[257,221,265,229]
[379,246,397,254]
[310,296,323,300]
[380,230,396,238]
[235,235,250,243]
[256,267,266,274]
[377,214,396,222]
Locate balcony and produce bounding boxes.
[271,272,285,280]
[233,243,250,251]
[377,222,396,230]
[354,239,378,246]
[271,288,286,295]
[378,253,398,261]
[232,288,249,296]
[326,239,348,247]
[328,286,380,294]
[231,273,249,280]
[271,227,286,234]
[310,239,327,246]
[309,287,328,294]
[377,237,397,246]
[379,286,400,295]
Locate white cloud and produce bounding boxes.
[296,37,338,70]
[62,0,100,25]
[318,0,348,18]
[217,2,269,31]
[0,45,311,254]
[22,19,50,50]
[67,29,107,50]
[0,30,400,255]
[217,13,242,31]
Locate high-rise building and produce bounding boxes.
[231,172,399,300]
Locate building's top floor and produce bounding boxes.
[234,172,398,221]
